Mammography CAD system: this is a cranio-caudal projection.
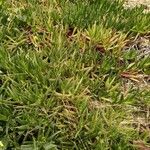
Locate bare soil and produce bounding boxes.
[124,0,150,13]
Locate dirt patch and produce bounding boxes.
[123,0,150,13]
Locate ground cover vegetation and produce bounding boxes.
[0,0,150,149]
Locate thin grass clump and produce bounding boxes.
[0,0,150,149]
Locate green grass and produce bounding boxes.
[0,0,150,149]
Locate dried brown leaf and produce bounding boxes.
[95,44,105,53]
[133,140,150,150]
